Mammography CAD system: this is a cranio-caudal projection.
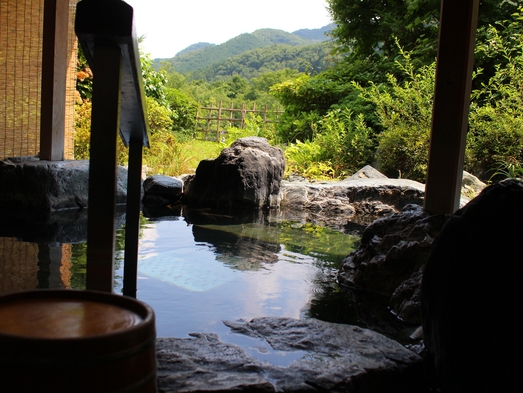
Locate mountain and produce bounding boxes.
[189,42,335,81]
[155,25,333,77]
[176,42,215,57]
[292,24,334,41]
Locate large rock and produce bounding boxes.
[347,165,389,180]
[0,158,128,213]
[142,175,183,208]
[183,137,285,210]
[421,179,523,392]
[280,178,426,228]
[157,317,425,392]
[338,204,449,324]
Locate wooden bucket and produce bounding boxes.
[0,289,157,393]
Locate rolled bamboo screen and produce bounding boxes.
[0,0,77,160]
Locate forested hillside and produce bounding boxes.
[188,42,336,81]
[155,25,333,78]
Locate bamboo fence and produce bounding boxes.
[194,101,284,141]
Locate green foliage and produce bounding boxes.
[271,73,355,142]
[190,42,336,81]
[165,88,198,138]
[326,0,440,63]
[357,51,435,181]
[283,108,374,179]
[143,129,192,175]
[285,140,337,180]
[315,108,375,175]
[140,52,169,105]
[76,46,93,101]
[276,110,323,143]
[489,158,523,181]
[221,113,276,146]
[73,100,92,160]
[466,9,523,179]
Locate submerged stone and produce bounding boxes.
[157,317,425,393]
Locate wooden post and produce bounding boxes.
[194,101,200,137]
[205,104,212,136]
[228,102,234,129]
[424,0,480,215]
[241,103,246,129]
[122,139,143,298]
[85,45,122,293]
[216,100,223,142]
[39,0,70,161]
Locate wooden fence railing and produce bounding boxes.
[194,101,284,141]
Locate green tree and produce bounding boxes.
[327,0,440,65]
[140,52,169,105]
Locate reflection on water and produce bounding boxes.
[0,211,361,342]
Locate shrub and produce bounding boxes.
[165,87,198,139]
[284,108,374,180]
[358,53,435,181]
[466,14,523,179]
[467,105,523,179]
[74,100,92,160]
[145,96,173,134]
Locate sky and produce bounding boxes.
[125,0,333,59]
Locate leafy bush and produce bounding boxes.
[145,96,174,134]
[284,108,374,179]
[165,88,198,138]
[284,140,336,180]
[271,73,353,142]
[74,99,128,164]
[143,129,193,175]
[74,100,92,160]
[221,113,274,145]
[466,13,523,179]
[314,108,374,176]
[467,106,523,179]
[358,52,435,181]
[74,96,174,165]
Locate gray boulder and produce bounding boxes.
[421,179,523,392]
[183,137,285,210]
[0,159,128,213]
[338,204,449,324]
[280,178,426,228]
[461,170,486,198]
[346,165,388,180]
[142,175,183,207]
[157,317,425,392]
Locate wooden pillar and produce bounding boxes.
[122,140,143,298]
[40,0,70,161]
[85,45,122,293]
[424,0,480,214]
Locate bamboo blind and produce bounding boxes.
[0,0,77,160]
